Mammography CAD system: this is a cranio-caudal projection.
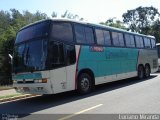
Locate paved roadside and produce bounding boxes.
[0,89,17,97]
[0,88,39,103]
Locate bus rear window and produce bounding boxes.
[15,21,50,44]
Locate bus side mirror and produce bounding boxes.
[8,54,13,64]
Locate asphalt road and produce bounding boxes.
[0,73,160,120]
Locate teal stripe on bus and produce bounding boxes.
[12,73,42,80]
[78,46,139,77]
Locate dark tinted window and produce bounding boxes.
[112,32,118,46]
[157,45,160,58]
[74,25,85,43]
[51,22,73,42]
[75,24,94,44]
[144,37,151,48]
[85,27,94,44]
[96,29,111,45]
[13,44,25,72]
[151,39,156,48]
[16,21,49,44]
[13,39,48,73]
[25,40,45,70]
[112,32,124,46]
[49,42,65,69]
[135,36,144,48]
[104,30,111,45]
[125,34,135,47]
[95,29,104,45]
[65,45,76,65]
[49,41,76,69]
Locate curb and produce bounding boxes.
[0,94,36,103]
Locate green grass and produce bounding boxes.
[0,93,23,100]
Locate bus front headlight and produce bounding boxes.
[34,78,47,83]
[13,80,17,83]
[42,78,47,83]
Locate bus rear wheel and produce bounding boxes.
[77,73,92,94]
[145,65,150,78]
[138,65,144,79]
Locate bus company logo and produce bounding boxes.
[90,46,104,52]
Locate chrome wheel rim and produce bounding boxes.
[81,77,90,91]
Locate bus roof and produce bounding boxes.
[19,18,156,39]
[19,18,87,31]
[87,23,155,39]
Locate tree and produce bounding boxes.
[122,6,160,33]
[152,19,160,42]
[0,9,49,85]
[0,9,85,85]
[100,18,126,30]
[0,11,10,35]
[61,10,84,21]
[141,19,160,42]
[51,11,57,18]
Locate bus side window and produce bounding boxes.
[49,42,65,69]
[95,29,111,46]
[125,34,135,48]
[74,24,94,44]
[135,36,144,48]
[85,27,94,44]
[144,37,151,48]
[51,22,73,42]
[151,39,156,48]
[112,32,119,46]
[112,32,124,47]
[65,45,76,65]
[74,24,85,44]
[104,30,111,46]
[95,29,104,45]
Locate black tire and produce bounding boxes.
[144,65,150,78]
[138,65,144,79]
[77,73,93,94]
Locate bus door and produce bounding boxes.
[65,44,76,91]
[49,41,67,93]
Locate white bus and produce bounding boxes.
[12,19,158,94]
[156,43,160,71]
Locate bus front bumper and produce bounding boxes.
[13,83,53,95]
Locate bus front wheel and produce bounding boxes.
[77,73,92,94]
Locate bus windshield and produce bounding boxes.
[13,21,50,73]
[13,39,48,73]
[15,21,50,44]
